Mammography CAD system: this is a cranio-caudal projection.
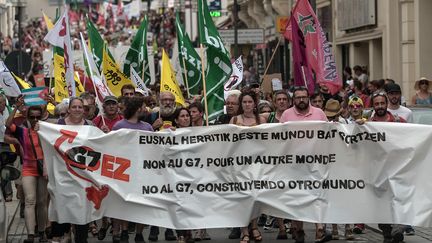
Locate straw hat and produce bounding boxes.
[414,77,430,90]
[324,99,342,117]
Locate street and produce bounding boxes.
[8,213,432,243]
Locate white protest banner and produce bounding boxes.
[224,56,243,99]
[38,122,432,228]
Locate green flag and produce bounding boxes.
[198,0,232,121]
[175,12,202,96]
[123,16,151,85]
[86,19,115,70]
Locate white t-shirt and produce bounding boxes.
[388,106,413,123]
[0,109,9,143]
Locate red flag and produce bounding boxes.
[284,0,342,95]
[290,14,314,94]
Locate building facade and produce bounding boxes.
[225,0,432,103]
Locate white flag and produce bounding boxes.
[44,9,75,97]
[224,56,243,99]
[130,67,150,96]
[0,61,22,97]
[80,33,112,101]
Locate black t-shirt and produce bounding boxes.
[215,114,232,125]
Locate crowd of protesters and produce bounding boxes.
[0,59,430,243]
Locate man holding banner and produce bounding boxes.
[369,92,406,243]
[280,86,328,243]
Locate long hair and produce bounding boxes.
[173,107,190,128]
[237,90,261,125]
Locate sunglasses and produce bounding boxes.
[29,115,41,120]
[349,104,363,109]
[420,81,429,85]
[372,92,387,98]
[59,113,67,117]
[83,106,90,111]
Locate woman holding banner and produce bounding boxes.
[50,97,94,243]
[6,98,49,243]
[229,90,266,243]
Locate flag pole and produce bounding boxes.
[48,58,54,94]
[199,44,209,127]
[81,32,106,126]
[181,57,191,98]
[301,66,308,89]
[141,61,146,87]
[260,36,282,85]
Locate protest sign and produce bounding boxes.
[39,122,432,228]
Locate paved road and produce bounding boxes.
[8,216,431,243]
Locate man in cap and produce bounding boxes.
[384,83,415,235]
[385,83,413,123]
[248,80,262,102]
[93,96,123,133]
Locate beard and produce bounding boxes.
[160,105,176,117]
[390,97,400,105]
[295,101,308,111]
[375,108,387,117]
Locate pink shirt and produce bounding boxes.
[280,105,328,122]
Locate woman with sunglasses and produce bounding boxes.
[6,97,49,243]
[411,78,432,105]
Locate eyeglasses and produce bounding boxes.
[83,106,90,111]
[28,115,41,120]
[420,81,429,85]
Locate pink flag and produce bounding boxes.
[284,0,342,95]
[290,14,314,94]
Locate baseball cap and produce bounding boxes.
[384,83,401,93]
[248,80,260,88]
[103,96,118,104]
